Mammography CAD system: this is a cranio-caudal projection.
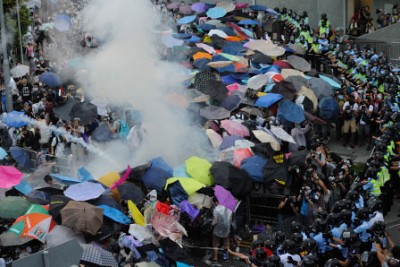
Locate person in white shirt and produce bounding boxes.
[342,95,359,148]
[279,239,301,267]
[358,98,374,149]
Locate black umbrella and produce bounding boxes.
[159,238,195,266]
[199,106,231,120]
[69,101,98,124]
[53,97,80,122]
[287,150,309,167]
[263,160,288,184]
[37,187,64,196]
[285,76,308,92]
[49,195,71,224]
[308,78,333,100]
[296,95,314,113]
[193,69,217,93]
[250,51,273,64]
[117,182,145,204]
[166,180,188,206]
[210,34,226,49]
[271,80,297,101]
[210,161,253,198]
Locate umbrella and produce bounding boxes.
[91,122,114,142]
[80,244,118,267]
[167,2,179,9]
[161,34,184,48]
[288,44,306,55]
[9,146,32,169]
[249,4,268,11]
[50,173,81,185]
[271,80,297,100]
[54,14,71,31]
[0,231,31,247]
[273,60,292,69]
[166,180,188,205]
[14,178,32,195]
[210,161,253,198]
[117,182,145,204]
[319,74,341,89]
[2,111,28,127]
[219,135,245,150]
[69,101,98,124]
[0,147,6,160]
[214,185,237,212]
[263,160,288,184]
[298,87,318,112]
[0,166,23,188]
[8,212,53,243]
[39,72,62,87]
[248,74,269,90]
[192,2,208,13]
[98,172,121,200]
[53,97,80,122]
[200,106,230,120]
[61,201,103,235]
[26,190,50,204]
[241,155,268,181]
[45,225,84,248]
[240,106,265,117]
[208,29,228,39]
[177,15,197,25]
[319,96,340,121]
[277,100,305,124]
[250,51,273,64]
[217,2,235,12]
[0,197,31,219]
[179,4,193,15]
[305,111,327,125]
[49,195,71,223]
[165,178,205,196]
[141,167,169,193]
[193,58,212,70]
[98,205,131,224]
[127,200,145,226]
[206,7,227,19]
[270,125,296,144]
[220,147,254,167]
[238,19,258,25]
[281,68,306,79]
[10,65,29,78]
[206,129,223,148]
[195,43,216,54]
[308,78,333,99]
[64,181,106,201]
[197,23,216,31]
[180,200,200,222]
[255,93,283,108]
[287,55,311,72]
[220,120,250,137]
[185,156,213,186]
[252,130,281,151]
[285,76,309,92]
[220,94,241,111]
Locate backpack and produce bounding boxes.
[118,120,130,139]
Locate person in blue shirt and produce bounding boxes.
[353,207,372,252]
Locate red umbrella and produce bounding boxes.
[273,60,293,69]
[235,3,249,9]
[220,120,250,137]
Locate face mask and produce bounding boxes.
[338,95,344,100]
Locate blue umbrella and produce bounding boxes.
[98,205,131,224]
[240,155,267,182]
[150,157,173,176]
[318,96,340,121]
[219,135,245,150]
[185,35,201,43]
[64,181,106,201]
[50,173,81,185]
[222,42,247,55]
[219,27,236,36]
[9,146,31,169]
[319,74,341,89]
[220,95,241,111]
[2,111,29,127]
[177,15,197,25]
[78,167,93,182]
[14,178,33,195]
[0,147,7,160]
[166,180,188,206]
[54,14,71,32]
[264,83,275,92]
[221,75,240,85]
[238,19,259,26]
[39,72,62,87]
[277,99,306,123]
[249,5,268,11]
[255,93,283,108]
[206,7,227,19]
[141,167,170,193]
[173,165,190,178]
[171,33,192,40]
[193,58,211,70]
[197,23,216,31]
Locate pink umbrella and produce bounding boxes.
[0,166,23,188]
[167,2,179,9]
[214,185,237,212]
[220,120,250,137]
[232,147,254,167]
[235,3,249,9]
[226,83,239,93]
[179,4,193,15]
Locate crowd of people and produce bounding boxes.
[0,0,399,266]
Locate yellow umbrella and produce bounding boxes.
[98,172,121,200]
[185,156,214,186]
[127,200,145,226]
[165,178,205,195]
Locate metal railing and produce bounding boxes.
[355,40,400,64]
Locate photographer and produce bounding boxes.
[277,194,298,232]
[342,95,359,148]
[358,98,374,149]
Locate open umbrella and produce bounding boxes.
[270,125,296,144]
[9,146,32,169]
[166,180,189,206]
[91,122,114,142]
[250,51,273,64]
[10,65,29,78]
[165,178,205,196]
[271,81,297,101]
[199,106,231,120]
[206,7,226,19]
[308,78,333,99]
[0,231,31,247]
[49,195,71,224]
[287,55,311,72]
[0,166,23,188]
[39,72,62,87]
[177,15,197,25]
[277,100,305,124]
[219,135,245,150]
[248,74,269,90]
[206,128,223,148]
[0,197,31,219]
[8,212,53,243]
[167,2,179,9]
[141,166,169,193]
[318,96,340,121]
[249,4,268,11]
[241,155,268,182]
[69,101,98,124]
[255,93,283,108]
[240,106,265,117]
[98,205,131,224]
[220,95,241,111]
[285,76,309,92]
[61,201,103,235]
[45,225,84,248]
[2,111,29,127]
[220,120,250,137]
[214,185,237,212]
[252,130,281,151]
[117,182,145,204]
[64,181,106,201]
[53,97,79,122]
[54,14,71,31]
[192,2,208,13]
[185,156,213,186]
[319,74,341,89]
[80,244,118,267]
[238,19,258,25]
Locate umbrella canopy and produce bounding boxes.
[166,180,188,205]
[54,14,71,31]
[179,4,193,15]
[206,7,227,19]
[210,161,253,198]
[185,156,213,186]
[64,181,105,201]
[10,65,29,78]
[39,72,62,87]
[250,51,273,64]
[248,74,269,90]
[200,106,231,120]
[177,15,197,25]
[2,111,29,128]
[8,212,53,243]
[98,205,131,224]
[167,2,179,9]
[270,125,296,143]
[141,167,169,193]
[206,128,223,148]
[271,80,297,101]
[238,19,258,25]
[288,43,306,55]
[214,185,237,212]
[49,195,71,223]
[240,106,265,117]
[0,166,23,188]
[273,60,292,69]
[286,76,309,92]
[249,4,268,11]
[81,244,118,267]
[195,43,216,54]
[9,146,32,169]
[165,178,205,195]
[45,225,84,248]
[61,201,103,235]
[0,231,31,247]
[319,96,340,121]
[0,197,31,219]
[308,78,333,99]
[220,94,241,112]
[69,101,98,124]
[287,55,311,72]
[53,97,80,122]
[298,86,318,111]
[91,122,114,142]
[241,155,268,181]
[281,68,306,79]
[192,2,208,13]
[255,93,283,108]
[180,200,200,222]
[220,120,250,137]
[252,130,281,151]
[217,2,235,12]
[277,100,305,123]
[219,135,245,150]
[263,160,288,184]
[117,182,145,204]
[319,74,341,89]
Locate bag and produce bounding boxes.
[343,105,354,120]
[118,120,130,139]
[361,112,371,124]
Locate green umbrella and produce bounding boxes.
[24,203,50,215]
[0,197,31,219]
[185,156,214,186]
